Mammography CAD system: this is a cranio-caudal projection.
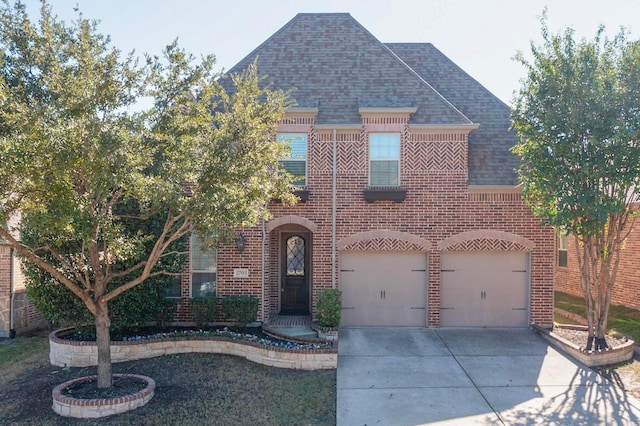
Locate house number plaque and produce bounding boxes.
[233,268,249,278]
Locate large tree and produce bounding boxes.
[512,17,640,351]
[0,0,295,388]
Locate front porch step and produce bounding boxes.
[264,325,318,340]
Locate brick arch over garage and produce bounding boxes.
[265,215,318,233]
[337,230,432,252]
[437,230,535,252]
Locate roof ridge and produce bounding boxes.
[382,43,473,124]
[344,18,472,124]
[386,42,510,109]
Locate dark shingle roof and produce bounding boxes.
[226,13,470,125]
[386,43,519,185]
[225,13,518,186]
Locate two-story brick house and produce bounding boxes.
[172,13,555,328]
[0,13,556,333]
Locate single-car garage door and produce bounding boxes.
[441,251,529,327]
[340,251,427,326]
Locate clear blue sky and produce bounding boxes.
[19,0,640,105]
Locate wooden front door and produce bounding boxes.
[280,233,310,314]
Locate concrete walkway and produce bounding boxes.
[337,327,640,425]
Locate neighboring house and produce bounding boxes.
[0,219,46,337]
[171,13,555,328]
[555,209,640,310]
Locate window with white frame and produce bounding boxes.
[191,233,217,298]
[558,232,568,268]
[369,133,400,186]
[278,133,307,186]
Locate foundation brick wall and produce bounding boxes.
[175,113,555,327]
[555,216,640,310]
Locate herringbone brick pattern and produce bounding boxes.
[446,239,526,252]
[344,238,425,252]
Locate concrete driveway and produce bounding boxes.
[337,327,640,425]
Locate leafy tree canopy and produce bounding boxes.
[512,16,640,238]
[0,0,295,387]
[512,12,640,350]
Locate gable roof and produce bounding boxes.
[386,43,519,185]
[225,13,518,186]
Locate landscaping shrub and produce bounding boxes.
[156,299,178,327]
[221,296,259,326]
[316,289,341,327]
[191,297,217,327]
[25,267,176,333]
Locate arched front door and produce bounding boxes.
[280,233,310,314]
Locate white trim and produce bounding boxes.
[359,107,417,115]
[278,133,308,187]
[409,123,479,132]
[369,133,401,186]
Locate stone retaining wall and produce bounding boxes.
[532,324,635,367]
[49,329,337,370]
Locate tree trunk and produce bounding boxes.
[95,303,112,388]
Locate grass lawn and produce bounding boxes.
[555,290,640,342]
[0,329,336,425]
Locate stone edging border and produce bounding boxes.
[49,328,337,370]
[52,374,155,418]
[532,324,635,367]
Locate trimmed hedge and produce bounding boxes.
[221,296,259,326]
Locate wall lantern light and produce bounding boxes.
[236,232,246,253]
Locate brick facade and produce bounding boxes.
[555,214,640,310]
[171,13,556,328]
[173,117,555,327]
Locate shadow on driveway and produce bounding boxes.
[337,327,640,425]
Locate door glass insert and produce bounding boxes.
[286,236,305,276]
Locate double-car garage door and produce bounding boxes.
[340,250,529,327]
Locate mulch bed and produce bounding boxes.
[552,326,629,350]
[61,375,148,399]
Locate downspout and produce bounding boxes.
[332,128,337,289]
[261,218,266,322]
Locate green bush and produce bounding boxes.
[156,299,178,327]
[190,297,217,327]
[221,296,259,326]
[316,289,341,327]
[25,264,176,333]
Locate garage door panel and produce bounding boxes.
[441,252,529,327]
[340,251,427,326]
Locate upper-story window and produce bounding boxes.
[191,233,217,298]
[369,133,400,186]
[558,232,568,268]
[278,133,307,186]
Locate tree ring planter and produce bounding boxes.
[52,374,155,418]
[532,324,635,367]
